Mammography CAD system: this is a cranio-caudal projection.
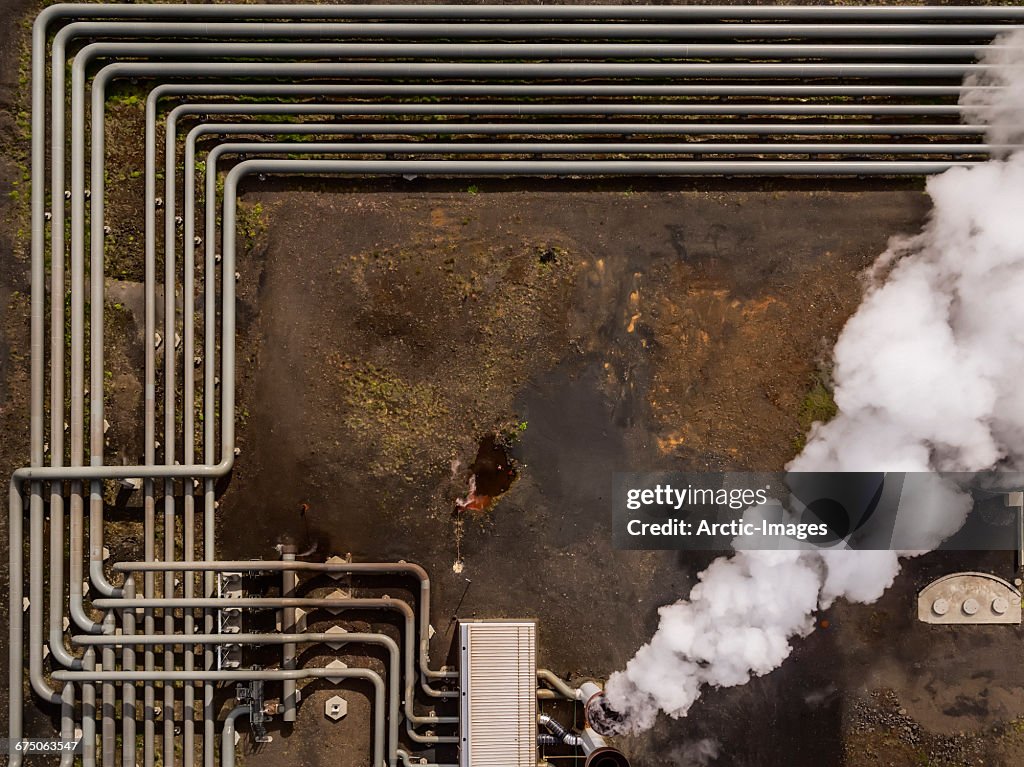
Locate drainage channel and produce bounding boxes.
[9,3,1024,767]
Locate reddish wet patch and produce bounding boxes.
[456,434,517,513]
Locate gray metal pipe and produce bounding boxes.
[66,19,1015,497]
[22,0,1024,573]
[70,41,1019,79]
[29,472,62,701]
[72,37,897,761]
[60,682,76,767]
[220,706,250,767]
[44,18,1024,41]
[37,58,983,663]
[32,3,1024,24]
[50,35,1024,61]
[161,134,454,729]
[86,33,120,627]
[186,98,1009,152]
[159,109,1002,640]
[29,34,1024,767]
[198,138,996,156]
[145,79,1008,98]
[165,99,999,118]
[82,649,97,767]
[161,63,180,764]
[142,90,160,767]
[119,67,1007,442]
[152,88,1001,448]
[102,612,117,767]
[221,158,974,186]
[182,158,199,767]
[66,57,101,639]
[122,578,138,767]
[22,50,250,731]
[539,713,585,747]
[210,157,1001,758]
[92,591,456,703]
[97,20,991,688]
[537,669,579,700]
[180,120,988,137]
[281,551,298,723]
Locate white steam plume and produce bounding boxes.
[668,738,720,766]
[960,31,1024,149]
[605,32,1024,731]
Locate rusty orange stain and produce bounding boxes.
[656,432,687,452]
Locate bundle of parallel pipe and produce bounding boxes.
[9,4,1024,766]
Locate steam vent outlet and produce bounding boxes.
[581,682,632,767]
[583,682,628,738]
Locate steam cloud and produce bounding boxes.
[605,32,1024,732]
[668,738,720,766]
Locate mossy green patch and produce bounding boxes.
[793,374,838,452]
[338,361,449,477]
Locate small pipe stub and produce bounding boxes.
[278,542,300,557]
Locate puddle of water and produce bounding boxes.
[455,434,517,513]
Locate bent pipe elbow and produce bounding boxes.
[538,668,580,700]
[404,718,460,745]
[69,594,103,635]
[48,627,83,670]
[10,478,62,704]
[220,705,251,767]
[88,556,122,600]
[29,666,61,705]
